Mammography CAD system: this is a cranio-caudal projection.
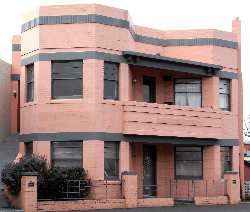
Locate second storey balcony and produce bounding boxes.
[20,50,239,140]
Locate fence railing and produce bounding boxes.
[139,179,227,201]
[245,181,250,199]
[38,179,122,201]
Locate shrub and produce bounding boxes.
[1,155,48,195]
[1,155,90,200]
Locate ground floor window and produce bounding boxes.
[104,142,119,180]
[51,141,83,168]
[25,142,33,157]
[175,146,203,179]
[221,146,233,177]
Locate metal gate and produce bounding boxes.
[143,145,156,198]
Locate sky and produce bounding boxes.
[0,0,249,119]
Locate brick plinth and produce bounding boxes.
[194,196,228,205]
[21,173,38,212]
[122,172,137,208]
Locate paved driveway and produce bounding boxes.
[76,203,250,212]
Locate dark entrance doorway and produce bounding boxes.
[143,145,156,197]
[143,76,156,103]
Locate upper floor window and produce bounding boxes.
[219,79,230,111]
[104,62,119,100]
[52,141,83,168]
[104,142,119,180]
[175,146,203,179]
[52,60,83,99]
[175,79,201,107]
[26,64,34,102]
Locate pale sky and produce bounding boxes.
[0,0,249,119]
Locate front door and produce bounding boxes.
[143,145,156,197]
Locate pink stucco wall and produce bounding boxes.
[10,3,243,205]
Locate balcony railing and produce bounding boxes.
[122,101,236,139]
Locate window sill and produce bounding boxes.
[49,98,84,104]
[104,180,121,185]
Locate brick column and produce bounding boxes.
[119,63,132,101]
[122,172,138,208]
[33,141,51,165]
[83,59,104,102]
[203,145,221,180]
[21,172,38,212]
[202,76,219,109]
[83,140,104,180]
[119,141,131,177]
[224,172,240,204]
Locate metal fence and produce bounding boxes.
[245,181,250,199]
[38,179,122,201]
[141,179,228,201]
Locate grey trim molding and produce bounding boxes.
[21,14,238,49]
[11,74,20,81]
[21,51,238,79]
[12,44,21,51]
[17,132,239,146]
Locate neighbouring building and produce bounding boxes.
[0,59,10,141]
[3,3,244,209]
[244,143,250,180]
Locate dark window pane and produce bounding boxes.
[52,79,82,99]
[103,62,119,100]
[52,60,83,99]
[104,142,119,180]
[52,61,83,79]
[175,146,202,179]
[26,64,34,102]
[104,80,118,100]
[104,62,119,80]
[25,142,33,157]
[52,141,82,168]
[221,146,232,176]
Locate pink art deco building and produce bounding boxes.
[2,3,244,208]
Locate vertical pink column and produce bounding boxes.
[119,63,132,102]
[11,35,21,134]
[83,140,104,180]
[203,146,221,180]
[119,141,131,177]
[33,141,51,165]
[202,76,219,109]
[232,17,244,200]
[83,59,104,102]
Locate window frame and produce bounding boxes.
[221,146,233,177]
[51,60,83,100]
[26,64,34,102]
[174,146,203,180]
[174,78,202,107]
[219,79,231,111]
[104,141,120,181]
[103,62,119,100]
[51,141,83,168]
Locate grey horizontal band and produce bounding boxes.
[21,51,238,79]
[18,132,239,146]
[21,14,238,49]
[12,44,21,51]
[11,74,20,81]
